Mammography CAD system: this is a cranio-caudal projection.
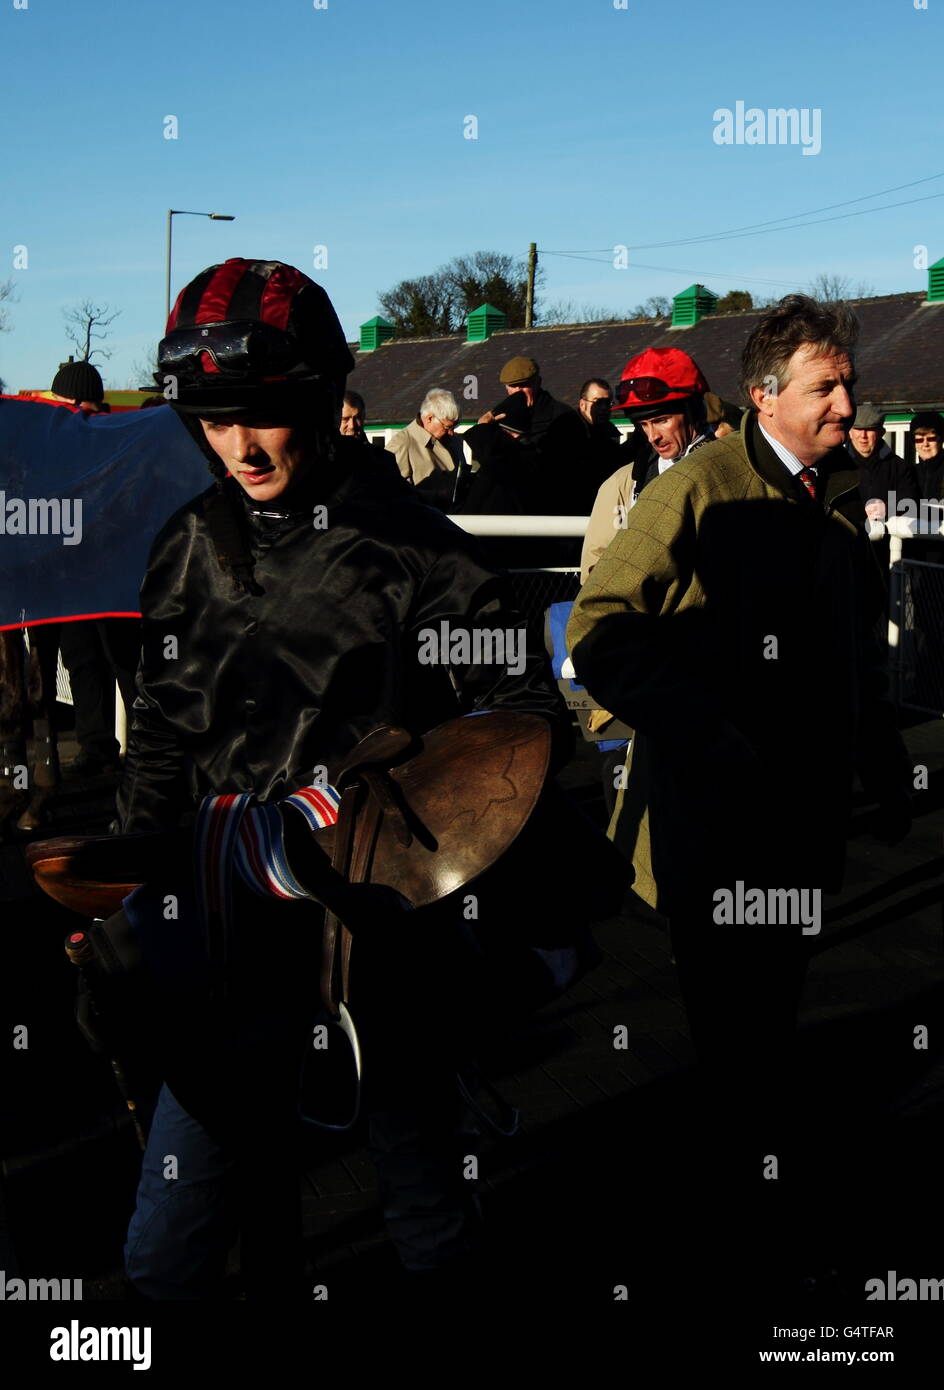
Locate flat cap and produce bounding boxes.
[499,355,539,385]
[853,403,885,430]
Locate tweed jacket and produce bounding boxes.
[567,412,909,915]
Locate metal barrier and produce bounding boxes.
[55,648,73,706]
[896,559,944,716]
[507,566,582,629]
[455,516,587,637]
[882,521,944,716]
[23,630,127,750]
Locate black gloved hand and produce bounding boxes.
[332,880,414,934]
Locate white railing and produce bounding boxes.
[455,513,944,716]
[869,519,944,713]
[453,515,589,537]
[46,514,944,744]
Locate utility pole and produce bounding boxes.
[525,242,537,328]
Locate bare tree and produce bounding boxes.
[378,250,540,337]
[443,250,540,328]
[0,281,16,394]
[127,344,161,391]
[538,300,623,326]
[631,295,671,320]
[0,277,16,334]
[806,272,874,302]
[63,300,122,362]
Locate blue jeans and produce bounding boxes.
[124,1082,238,1300]
[121,886,586,1297]
[125,1081,482,1297]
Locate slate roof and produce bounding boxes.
[346,291,944,423]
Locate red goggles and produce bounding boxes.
[614,376,677,406]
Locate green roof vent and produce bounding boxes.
[671,283,718,328]
[465,302,507,343]
[927,257,944,303]
[359,316,395,351]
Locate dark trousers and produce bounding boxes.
[670,921,810,1078]
[119,885,485,1298]
[669,916,811,1273]
[667,911,806,1195]
[125,1081,481,1298]
[59,618,140,760]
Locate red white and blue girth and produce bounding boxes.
[194,784,341,990]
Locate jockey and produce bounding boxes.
[115,258,574,1300]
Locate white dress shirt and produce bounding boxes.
[758,422,815,484]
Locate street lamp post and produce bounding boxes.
[165,209,236,321]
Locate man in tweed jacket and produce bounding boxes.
[567,296,911,1099]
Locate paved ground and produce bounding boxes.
[1,718,942,1338]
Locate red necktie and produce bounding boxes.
[798,467,818,501]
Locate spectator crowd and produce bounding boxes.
[0,264,936,1308]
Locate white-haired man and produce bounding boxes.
[388,388,466,510]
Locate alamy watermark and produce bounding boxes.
[865,1271,943,1300]
[417,622,526,676]
[49,1320,151,1371]
[713,101,822,156]
[1,1268,82,1299]
[712,880,821,935]
[868,491,944,527]
[0,492,82,545]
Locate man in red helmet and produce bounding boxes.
[616,346,713,495]
[112,258,574,1300]
[581,346,713,584]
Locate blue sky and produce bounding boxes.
[1,0,942,392]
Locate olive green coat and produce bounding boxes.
[567,413,908,915]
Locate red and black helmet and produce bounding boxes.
[613,346,709,421]
[158,258,355,416]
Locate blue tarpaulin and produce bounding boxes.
[546,600,628,751]
[0,399,210,629]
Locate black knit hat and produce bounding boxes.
[908,410,944,437]
[51,360,104,404]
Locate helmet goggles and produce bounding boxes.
[159,319,309,382]
[614,376,676,407]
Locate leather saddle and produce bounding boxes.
[27,710,552,1016]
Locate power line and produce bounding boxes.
[540,191,944,273]
[542,251,617,263]
[537,250,803,290]
[631,262,804,289]
[628,171,944,250]
[637,190,944,248]
[543,170,944,256]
